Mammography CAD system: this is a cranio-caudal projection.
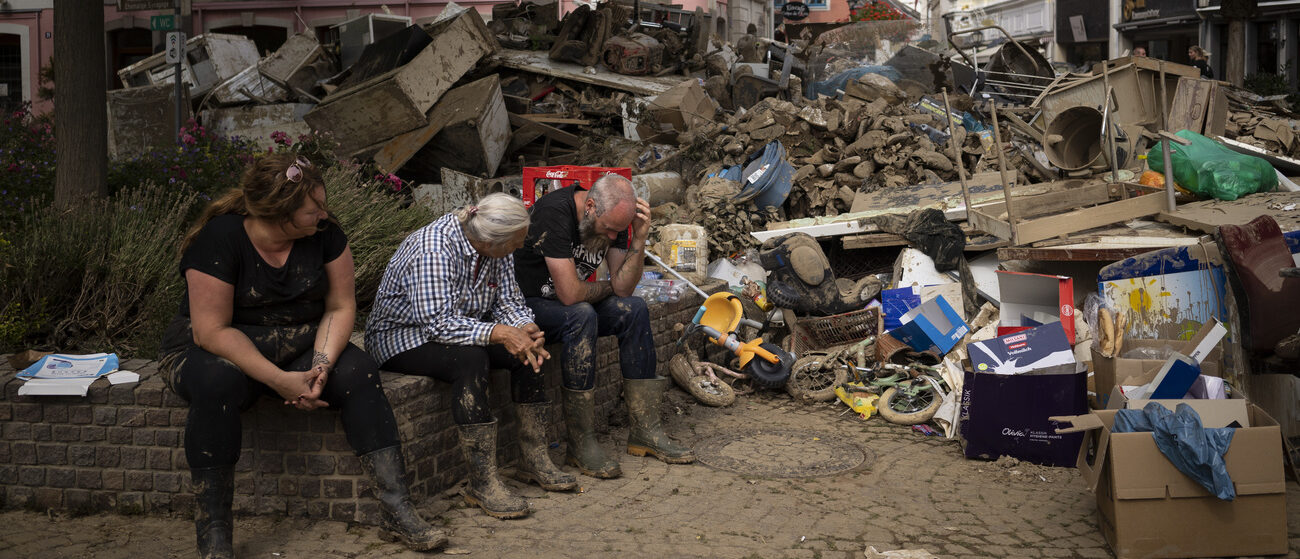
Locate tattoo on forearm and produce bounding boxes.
[582,281,615,304]
[313,316,334,370]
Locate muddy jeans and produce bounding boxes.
[525,295,656,391]
[381,342,546,425]
[160,325,399,470]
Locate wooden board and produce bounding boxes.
[973,191,1167,246]
[1204,82,1229,137]
[997,240,1197,262]
[1157,191,1300,234]
[847,171,1010,214]
[492,49,683,96]
[1167,77,1212,135]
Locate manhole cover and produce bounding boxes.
[693,429,871,478]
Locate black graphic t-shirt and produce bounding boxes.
[514,185,629,298]
[159,213,347,355]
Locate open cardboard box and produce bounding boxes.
[996,271,1075,344]
[1093,318,1227,408]
[1052,399,1287,558]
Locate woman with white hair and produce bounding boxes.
[365,193,574,520]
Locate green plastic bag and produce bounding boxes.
[1146,130,1277,201]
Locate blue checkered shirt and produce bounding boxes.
[364,214,535,365]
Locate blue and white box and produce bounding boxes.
[887,295,970,355]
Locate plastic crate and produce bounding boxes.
[785,306,883,355]
[521,165,632,207]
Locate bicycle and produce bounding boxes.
[849,362,947,425]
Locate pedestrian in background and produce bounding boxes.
[1189,46,1214,79]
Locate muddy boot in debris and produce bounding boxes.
[458,421,530,519]
[625,377,696,464]
[359,446,449,551]
[514,402,579,491]
[561,387,623,478]
[191,466,235,559]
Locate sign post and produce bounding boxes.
[166,30,185,145]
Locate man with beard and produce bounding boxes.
[513,174,694,480]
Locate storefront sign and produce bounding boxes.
[117,0,175,11]
[1122,0,1197,22]
[781,2,810,21]
[1069,15,1087,41]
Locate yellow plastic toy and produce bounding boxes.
[687,292,794,387]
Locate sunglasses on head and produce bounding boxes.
[285,157,312,183]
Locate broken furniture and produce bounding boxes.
[327,12,414,70]
[1215,215,1300,355]
[117,33,260,99]
[200,103,314,150]
[258,33,335,101]
[107,84,190,160]
[732,51,795,110]
[962,103,1171,246]
[372,75,511,182]
[1032,57,1199,173]
[303,7,499,157]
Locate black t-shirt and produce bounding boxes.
[514,185,629,298]
[159,214,347,354]
[1193,59,1214,80]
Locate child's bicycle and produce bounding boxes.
[847,362,946,425]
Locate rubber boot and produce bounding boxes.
[457,421,530,519]
[191,466,234,559]
[625,377,696,464]
[514,402,579,491]
[561,387,622,479]
[359,446,449,551]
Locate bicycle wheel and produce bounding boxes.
[786,355,847,403]
[668,353,735,407]
[876,384,940,425]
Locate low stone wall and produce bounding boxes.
[0,293,705,524]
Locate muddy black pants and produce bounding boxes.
[164,342,399,470]
[382,342,545,425]
[525,295,657,391]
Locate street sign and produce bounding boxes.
[165,32,185,64]
[117,0,176,11]
[150,15,176,31]
[781,2,810,21]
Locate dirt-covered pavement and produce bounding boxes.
[2,391,1297,559]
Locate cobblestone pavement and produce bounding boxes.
[2,391,1298,558]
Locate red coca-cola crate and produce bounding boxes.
[521,165,632,207]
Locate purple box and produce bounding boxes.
[959,369,1087,467]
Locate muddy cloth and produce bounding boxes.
[157,214,398,470]
[513,185,629,299]
[868,208,965,272]
[163,342,396,469]
[381,342,545,424]
[526,295,656,390]
[1113,401,1236,500]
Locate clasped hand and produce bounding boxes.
[276,366,329,410]
[492,323,550,372]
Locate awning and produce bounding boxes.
[1113,14,1198,32]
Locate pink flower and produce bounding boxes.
[181,133,196,145]
[270,131,290,146]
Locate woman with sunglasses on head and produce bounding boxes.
[157,153,446,558]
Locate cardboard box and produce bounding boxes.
[1054,400,1287,558]
[887,295,969,355]
[880,286,921,331]
[996,271,1075,344]
[968,322,1075,375]
[1093,319,1226,408]
[960,368,1088,467]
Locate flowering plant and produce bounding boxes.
[849,0,906,21]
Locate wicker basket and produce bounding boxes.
[785,306,883,355]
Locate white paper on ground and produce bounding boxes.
[107,371,140,385]
[17,377,97,396]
